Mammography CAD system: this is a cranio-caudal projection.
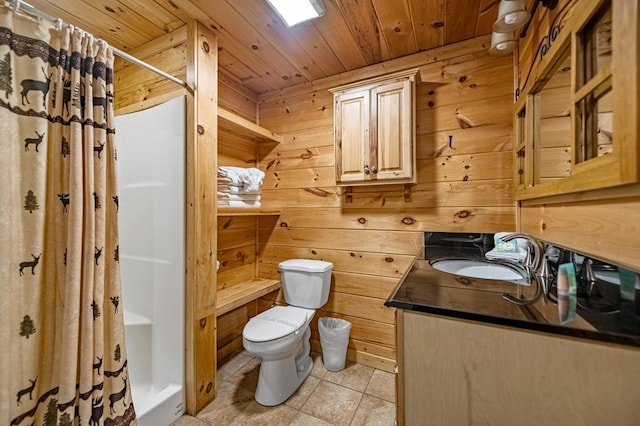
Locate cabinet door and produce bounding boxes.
[371,80,414,182]
[401,311,640,425]
[334,89,370,183]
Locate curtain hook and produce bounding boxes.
[14,0,22,13]
[56,18,63,31]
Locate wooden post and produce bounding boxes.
[185,20,218,414]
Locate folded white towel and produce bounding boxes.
[217,193,261,201]
[243,183,261,194]
[217,177,236,185]
[485,248,529,263]
[217,184,261,195]
[218,166,265,181]
[217,173,242,186]
[217,166,244,178]
[217,167,265,191]
[217,199,261,208]
[486,232,531,263]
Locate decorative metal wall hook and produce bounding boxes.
[448,135,455,150]
[516,1,572,100]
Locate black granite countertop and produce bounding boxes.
[385,232,640,348]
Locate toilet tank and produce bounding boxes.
[279,259,333,309]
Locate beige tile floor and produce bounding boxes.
[171,350,396,426]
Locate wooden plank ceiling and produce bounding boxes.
[25,0,499,95]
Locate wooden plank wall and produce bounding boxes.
[253,36,516,372]
[218,70,258,122]
[113,25,254,120]
[517,0,640,272]
[113,25,188,115]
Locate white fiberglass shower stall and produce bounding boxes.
[116,97,186,426]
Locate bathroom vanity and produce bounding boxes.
[386,232,640,425]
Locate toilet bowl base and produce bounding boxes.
[253,328,313,406]
[254,355,313,406]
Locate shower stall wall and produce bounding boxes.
[116,96,186,426]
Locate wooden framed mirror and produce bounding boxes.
[514,0,639,201]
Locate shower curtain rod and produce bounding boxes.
[5,0,187,88]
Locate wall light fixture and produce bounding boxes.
[489,0,558,56]
[488,31,517,56]
[493,0,530,33]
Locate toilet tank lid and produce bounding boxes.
[279,259,333,273]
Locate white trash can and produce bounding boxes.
[318,317,352,371]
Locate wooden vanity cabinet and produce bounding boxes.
[331,69,419,186]
[396,309,640,425]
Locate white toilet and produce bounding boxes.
[242,258,333,406]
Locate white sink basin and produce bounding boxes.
[429,258,527,281]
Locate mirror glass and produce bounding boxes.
[576,2,613,164]
[595,89,613,157]
[536,51,572,184]
[578,5,612,89]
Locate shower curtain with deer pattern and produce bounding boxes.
[0,6,136,426]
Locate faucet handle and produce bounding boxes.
[539,254,553,279]
[523,243,535,268]
[578,257,598,297]
[538,255,553,297]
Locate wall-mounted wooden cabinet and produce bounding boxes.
[331,69,419,186]
[514,0,639,201]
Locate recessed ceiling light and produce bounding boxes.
[265,0,325,27]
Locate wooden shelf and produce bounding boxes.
[217,207,281,216]
[216,278,281,316]
[218,107,282,144]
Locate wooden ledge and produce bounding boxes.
[216,278,281,316]
[218,107,282,144]
[217,207,281,216]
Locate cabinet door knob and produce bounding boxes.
[372,166,378,174]
[364,165,370,174]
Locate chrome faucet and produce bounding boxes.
[501,233,544,272]
[499,233,545,306]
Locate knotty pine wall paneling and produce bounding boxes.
[113,27,254,123]
[184,21,218,414]
[114,25,188,115]
[218,70,258,122]
[255,36,516,371]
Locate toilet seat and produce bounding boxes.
[243,306,312,343]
